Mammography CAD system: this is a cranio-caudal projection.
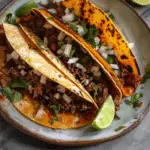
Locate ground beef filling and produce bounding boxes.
[0,30,94,114]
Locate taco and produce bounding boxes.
[18,8,122,111]
[1,23,97,129]
[34,0,141,97]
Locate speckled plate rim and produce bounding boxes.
[0,0,150,146]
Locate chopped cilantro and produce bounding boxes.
[47,17,53,20]
[93,85,99,97]
[2,87,22,103]
[109,13,115,21]
[69,22,78,32]
[50,105,60,115]
[142,62,150,84]
[36,39,43,47]
[115,126,125,132]
[125,93,143,108]
[58,41,64,48]
[81,22,88,35]
[107,56,114,64]
[70,49,76,57]
[5,13,16,25]
[11,78,28,89]
[51,116,60,125]
[57,55,64,59]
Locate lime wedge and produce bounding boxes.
[15,0,38,17]
[92,95,115,130]
[131,0,150,5]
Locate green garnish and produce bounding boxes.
[142,62,150,84]
[51,116,60,125]
[81,22,88,35]
[5,13,16,25]
[48,17,53,20]
[13,92,23,103]
[57,55,64,59]
[109,13,115,21]
[107,56,114,64]
[50,105,60,115]
[115,125,125,132]
[70,49,76,57]
[58,41,64,48]
[125,93,143,108]
[93,85,99,97]
[11,78,28,89]
[36,39,43,47]
[15,0,38,17]
[69,22,78,32]
[2,87,22,103]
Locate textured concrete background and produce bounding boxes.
[0,0,150,150]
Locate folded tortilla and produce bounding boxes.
[2,23,97,129]
[17,9,122,111]
[32,0,141,97]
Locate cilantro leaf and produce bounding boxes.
[109,13,115,21]
[2,87,15,100]
[125,93,143,108]
[50,116,60,125]
[115,126,125,132]
[69,22,78,32]
[50,105,60,115]
[5,13,16,25]
[11,78,28,89]
[93,85,99,97]
[2,87,22,103]
[142,62,150,84]
[13,92,23,103]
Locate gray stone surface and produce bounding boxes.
[1,0,150,150]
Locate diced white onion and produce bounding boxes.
[11,51,19,60]
[28,85,32,90]
[62,94,72,103]
[107,50,116,55]
[64,44,72,57]
[44,96,49,100]
[95,46,99,51]
[77,25,85,36]
[6,54,12,62]
[67,57,79,64]
[40,75,47,84]
[99,46,108,53]
[91,66,99,73]
[58,31,66,41]
[114,70,120,76]
[48,8,57,14]
[128,43,134,49]
[94,37,100,45]
[94,71,101,77]
[84,79,90,86]
[101,52,108,59]
[44,37,48,48]
[57,49,63,55]
[76,63,87,72]
[57,85,66,93]
[35,105,46,119]
[62,13,75,23]
[40,0,48,5]
[110,64,119,70]
[20,70,27,76]
[33,70,41,76]
[65,8,70,14]
[44,22,53,29]
[54,93,61,99]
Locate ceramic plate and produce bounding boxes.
[0,0,150,146]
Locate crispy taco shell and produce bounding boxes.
[33,0,141,97]
[2,23,97,129]
[18,10,122,110]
